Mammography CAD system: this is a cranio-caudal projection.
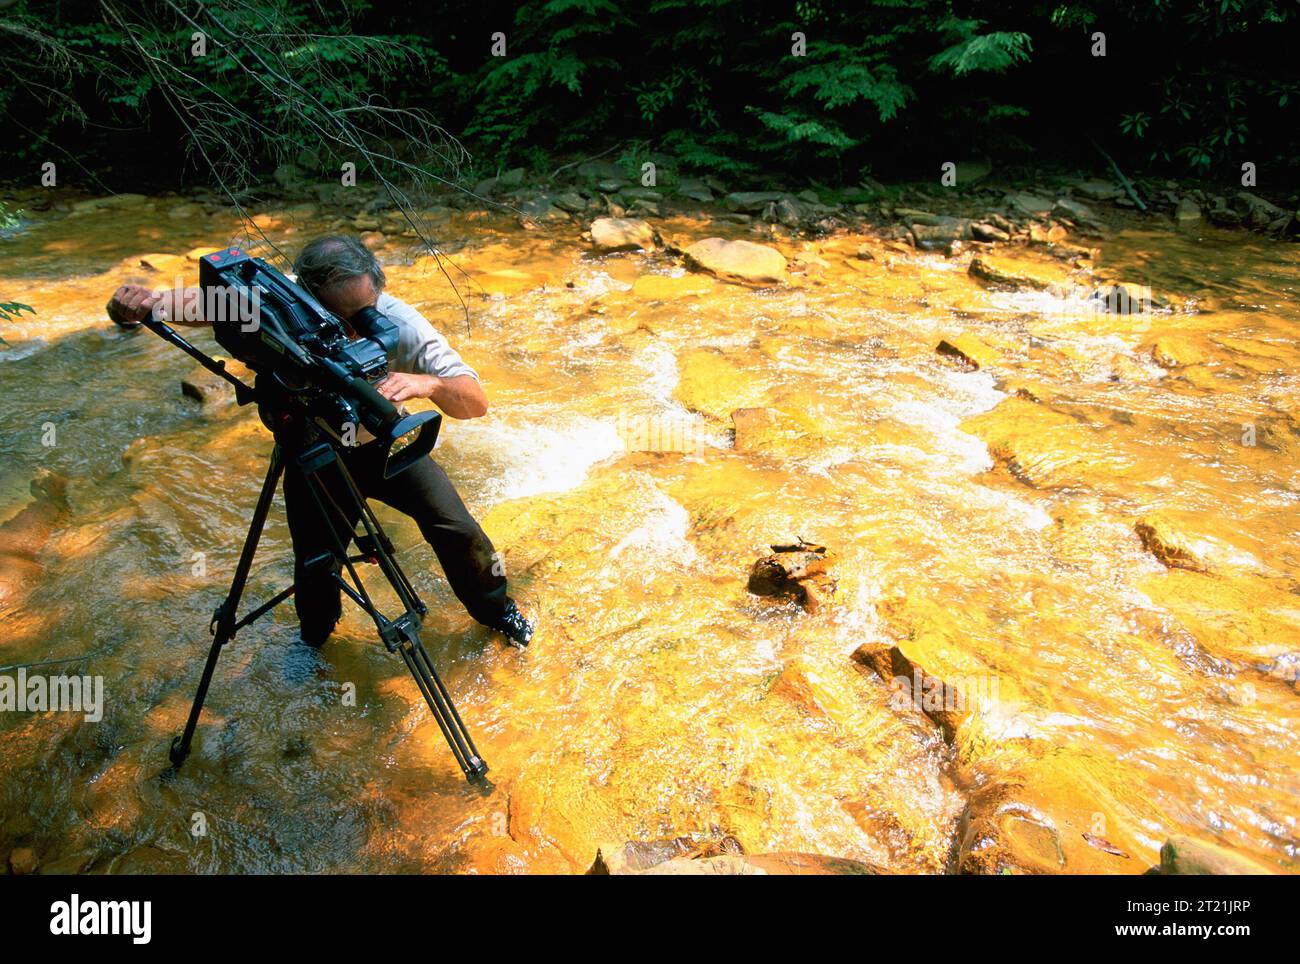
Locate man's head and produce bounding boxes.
[293,235,386,320]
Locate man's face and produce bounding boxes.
[315,274,379,324]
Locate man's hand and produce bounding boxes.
[107,284,160,328]
[376,372,488,419]
[376,372,433,404]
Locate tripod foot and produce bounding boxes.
[169,734,192,769]
[465,756,490,783]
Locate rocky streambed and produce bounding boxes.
[0,170,1297,874]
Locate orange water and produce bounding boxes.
[0,193,1296,873]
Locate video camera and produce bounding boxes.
[198,246,440,477]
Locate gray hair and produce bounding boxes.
[293,235,386,296]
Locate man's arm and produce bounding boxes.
[376,372,488,419]
[107,285,209,327]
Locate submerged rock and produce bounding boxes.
[1158,835,1274,875]
[936,333,1001,370]
[851,642,976,742]
[684,237,788,285]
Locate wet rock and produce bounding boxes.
[957,783,1067,875]
[1158,835,1273,875]
[1135,515,1207,572]
[1025,222,1064,245]
[622,187,662,203]
[589,216,657,252]
[684,238,788,285]
[7,847,37,875]
[1009,192,1053,217]
[747,542,836,613]
[674,348,766,419]
[1051,198,1098,225]
[181,362,237,410]
[674,178,714,203]
[552,191,589,214]
[1206,197,1243,227]
[519,196,569,223]
[774,196,809,228]
[910,218,970,249]
[970,221,1010,243]
[1149,335,1204,368]
[936,333,1000,370]
[1072,179,1122,201]
[851,642,975,742]
[1090,281,1169,313]
[968,255,1057,290]
[724,191,785,213]
[1174,197,1202,222]
[1236,191,1288,228]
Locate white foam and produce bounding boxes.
[454,415,625,502]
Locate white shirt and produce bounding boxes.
[377,293,478,382]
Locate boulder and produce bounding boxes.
[1135,516,1207,572]
[590,217,657,252]
[683,238,788,285]
[1158,836,1273,875]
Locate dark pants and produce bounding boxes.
[283,444,510,641]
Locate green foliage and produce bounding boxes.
[0,0,1295,184]
[0,302,34,323]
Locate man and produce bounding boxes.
[107,235,534,648]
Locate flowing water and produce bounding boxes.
[0,193,1297,873]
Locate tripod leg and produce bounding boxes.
[296,443,489,781]
[170,445,286,768]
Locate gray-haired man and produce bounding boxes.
[108,235,534,648]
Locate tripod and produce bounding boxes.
[142,316,488,782]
